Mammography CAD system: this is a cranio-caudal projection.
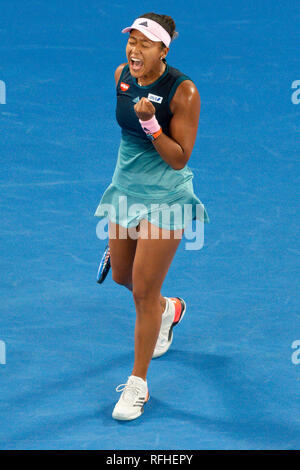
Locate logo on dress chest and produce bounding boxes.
[147,93,163,104]
[120,82,130,91]
[131,93,163,104]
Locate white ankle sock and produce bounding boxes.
[130,375,147,386]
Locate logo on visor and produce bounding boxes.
[120,82,130,91]
[139,21,148,27]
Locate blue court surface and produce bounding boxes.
[0,0,299,450]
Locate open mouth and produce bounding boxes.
[130,58,144,71]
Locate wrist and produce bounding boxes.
[145,127,163,141]
[139,115,161,135]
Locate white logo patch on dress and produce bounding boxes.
[147,93,163,104]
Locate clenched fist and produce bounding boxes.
[134,97,156,121]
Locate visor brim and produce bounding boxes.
[121,25,162,42]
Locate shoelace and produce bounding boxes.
[116,382,143,404]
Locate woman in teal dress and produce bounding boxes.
[94,12,209,421]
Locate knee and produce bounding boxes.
[111,270,132,289]
[132,284,157,305]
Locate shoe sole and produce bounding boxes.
[112,396,150,421]
[152,297,186,359]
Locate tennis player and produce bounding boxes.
[94,12,209,420]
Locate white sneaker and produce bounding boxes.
[112,375,150,421]
[152,297,186,359]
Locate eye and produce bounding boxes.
[128,40,150,47]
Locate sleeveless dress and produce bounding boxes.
[94,59,210,230]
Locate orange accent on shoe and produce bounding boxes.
[170,297,182,324]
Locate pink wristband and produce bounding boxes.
[139,115,161,135]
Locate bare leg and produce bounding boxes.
[126,283,166,314]
[131,219,184,380]
[109,221,167,314]
[108,221,137,286]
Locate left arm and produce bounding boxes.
[134,80,201,170]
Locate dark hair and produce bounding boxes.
[137,12,179,49]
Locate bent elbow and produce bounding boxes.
[173,164,185,170]
[173,156,189,170]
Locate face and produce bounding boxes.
[126,29,168,79]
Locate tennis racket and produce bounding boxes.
[97,244,111,284]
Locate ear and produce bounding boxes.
[159,44,169,60]
[163,46,170,58]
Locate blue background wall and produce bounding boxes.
[0,0,299,449]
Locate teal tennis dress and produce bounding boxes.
[94,59,209,230]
